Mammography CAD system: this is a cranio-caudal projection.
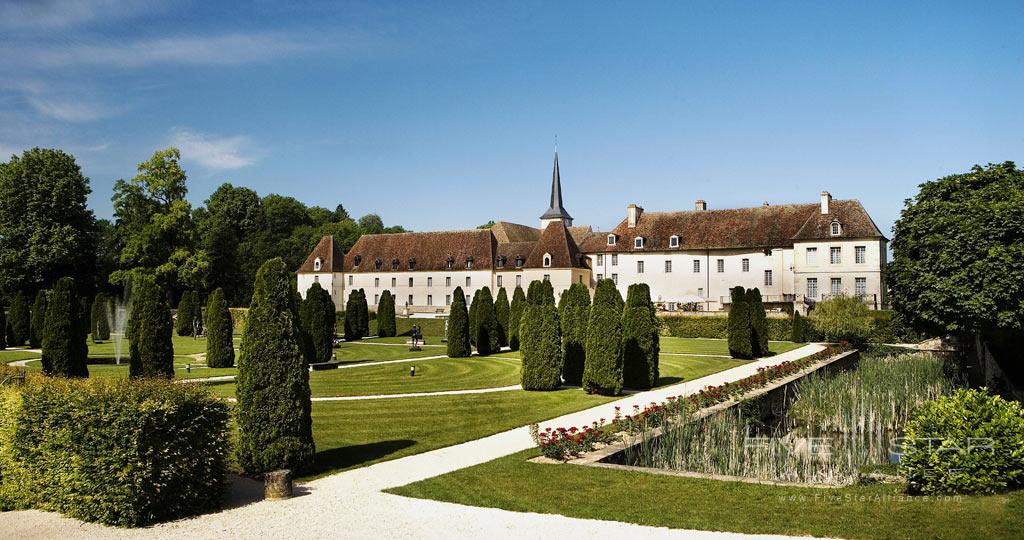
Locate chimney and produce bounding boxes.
[627,204,643,228]
[820,191,832,214]
[695,199,707,211]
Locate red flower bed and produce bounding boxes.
[530,420,617,461]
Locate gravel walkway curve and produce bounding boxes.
[0,345,829,540]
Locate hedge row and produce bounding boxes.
[661,314,793,341]
[0,377,230,527]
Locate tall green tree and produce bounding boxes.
[377,290,396,337]
[622,283,660,389]
[357,288,369,337]
[91,293,111,343]
[0,299,5,350]
[583,279,624,395]
[127,273,174,378]
[520,280,562,390]
[7,292,30,347]
[727,286,753,359]
[473,287,500,356]
[468,289,481,346]
[746,287,769,356]
[558,282,590,385]
[41,277,88,377]
[447,286,471,358]
[176,291,196,336]
[344,290,367,341]
[300,282,336,364]
[29,289,46,348]
[508,286,526,351]
[205,288,235,368]
[235,258,315,474]
[791,311,807,343]
[494,287,510,347]
[0,148,97,295]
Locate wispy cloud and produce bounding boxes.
[26,96,121,122]
[0,0,160,30]
[170,128,257,170]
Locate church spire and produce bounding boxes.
[540,151,573,227]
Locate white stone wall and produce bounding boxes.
[490,268,589,302]
[792,238,887,306]
[341,269,494,312]
[297,272,343,311]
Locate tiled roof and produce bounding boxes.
[525,221,588,269]
[490,221,540,244]
[341,229,496,273]
[297,236,344,273]
[567,225,595,246]
[495,241,536,270]
[579,200,884,253]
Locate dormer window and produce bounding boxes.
[353,255,362,267]
[408,257,416,270]
[515,255,524,268]
[465,256,474,269]
[313,258,322,271]
[634,237,645,249]
[830,221,842,236]
[543,253,552,268]
[391,258,400,271]
[374,258,383,270]
[607,234,617,246]
[669,235,680,248]
[496,256,506,269]
[446,256,454,270]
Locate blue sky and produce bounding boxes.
[1,1,1021,236]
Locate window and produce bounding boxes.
[374,277,379,288]
[313,258,322,271]
[806,247,817,265]
[807,278,818,298]
[764,270,773,286]
[855,277,867,296]
[855,246,866,264]
[391,277,396,287]
[446,295,451,306]
[830,247,842,264]
[597,273,604,281]
[831,277,842,295]
[669,235,679,248]
[465,276,471,287]
[466,294,470,303]
[637,260,644,273]
[515,256,524,268]
[697,287,704,298]
[446,276,451,287]
[314,275,319,283]
[717,259,724,273]
[596,254,604,265]
[543,274,550,282]
[391,259,399,271]
[374,294,379,304]
[742,258,750,272]
[611,273,618,284]
[427,276,433,287]
[611,254,618,266]
[446,257,454,270]
[408,258,416,270]
[516,275,522,287]
[543,253,552,268]
[465,257,474,269]
[497,275,503,287]
[408,277,413,287]
[496,256,505,269]
[375,259,383,270]
[664,260,672,273]
[693,260,701,273]
[830,221,841,236]
[353,255,362,267]
[408,294,414,305]
[607,234,616,245]
[427,295,433,306]
[348,275,353,285]
[634,237,644,249]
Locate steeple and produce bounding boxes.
[539,151,573,229]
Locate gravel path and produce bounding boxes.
[0,345,828,540]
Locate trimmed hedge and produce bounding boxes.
[582,279,624,395]
[236,258,315,475]
[228,307,248,335]
[520,280,561,390]
[622,283,659,389]
[507,286,526,351]
[175,290,195,336]
[29,290,46,348]
[0,378,230,526]
[747,287,769,356]
[659,314,793,340]
[558,282,590,386]
[474,287,500,356]
[7,292,30,347]
[300,282,336,364]
[494,287,510,348]
[205,288,235,368]
[468,289,481,346]
[357,288,369,337]
[90,293,110,343]
[447,286,471,357]
[727,286,753,359]
[377,290,396,337]
[344,290,364,341]
[127,274,174,379]
[791,311,807,343]
[41,277,88,377]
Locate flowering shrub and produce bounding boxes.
[530,420,617,461]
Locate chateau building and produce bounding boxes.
[297,154,887,314]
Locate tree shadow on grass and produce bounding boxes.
[656,376,685,387]
[305,439,417,478]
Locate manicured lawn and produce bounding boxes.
[19,359,238,380]
[87,334,210,358]
[657,354,749,386]
[389,448,1023,540]
[0,349,41,362]
[357,336,446,346]
[333,342,445,363]
[206,356,522,399]
[658,337,802,356]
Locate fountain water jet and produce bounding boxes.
[107,285,133,365]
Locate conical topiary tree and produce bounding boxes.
[344,290,364,341]
[622,283,660,389]
[520,280,561,390]
[127,273,174,378]
[377,290,396,337]
[0,298,6,351]
[507,286,526,351]
[91,293,111,343]
[582,279,624,395]
[468,289,481,346]
[494,287,510,347]
[30,289,46,348]
[41,277,89,377]
[176,290,194,336]
[728,286,753,359]
[447,286,471,358]
[236,258,315,474]
[558,282,590,385]
[7,292,30,347]
[205,287,235,368]
[301,282,336,364]
[747,287,769,356]
[357,288,369,337]
[791,311,807,343]
[474,287,500,356]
